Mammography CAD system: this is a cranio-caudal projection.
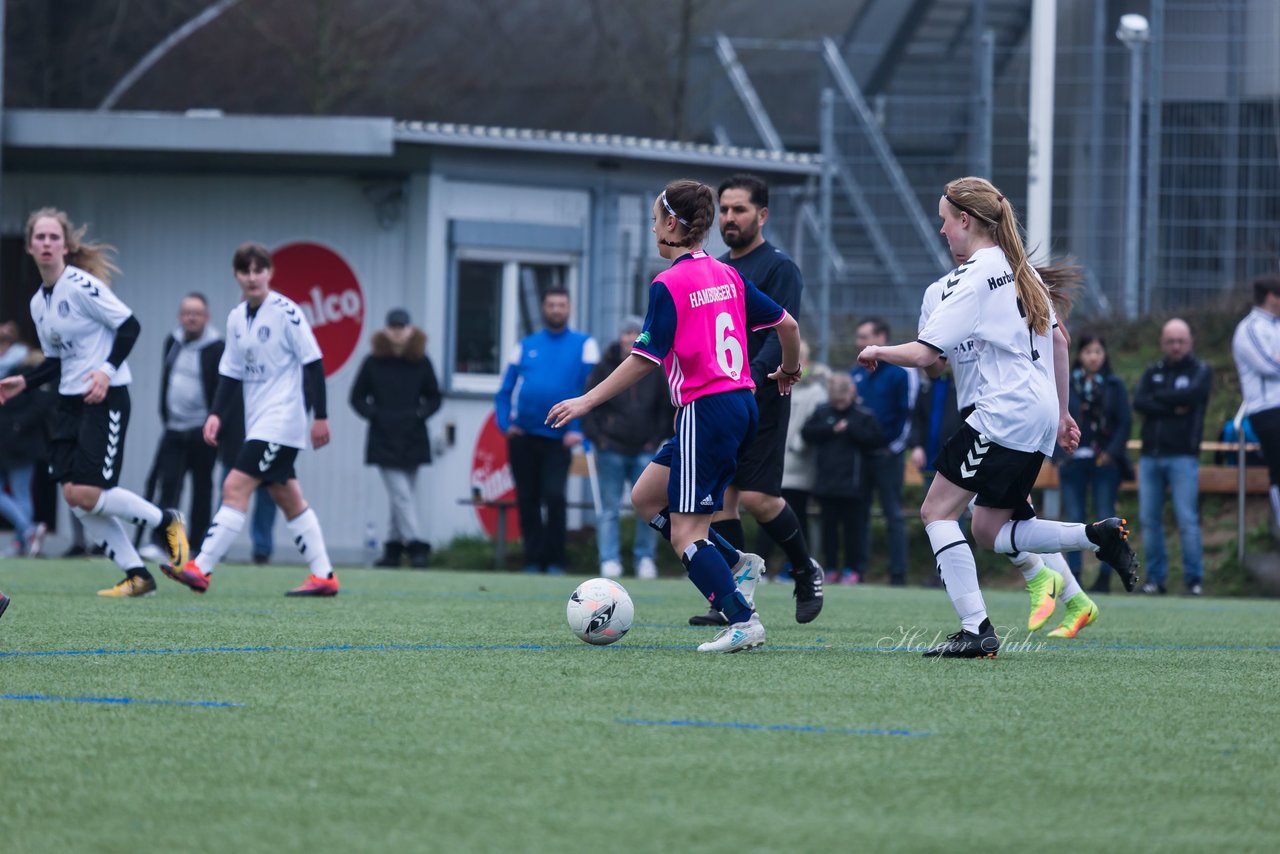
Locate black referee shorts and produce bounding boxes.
[49,386,131,488]
[732,383,790,496]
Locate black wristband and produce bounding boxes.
[780,364,802,378]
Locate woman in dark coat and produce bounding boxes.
[350,309,441,567]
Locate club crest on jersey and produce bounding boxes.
[258,326,271,342]
[57,300,70,317]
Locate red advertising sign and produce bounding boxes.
[270,242,364,377]
[470,411,520,541]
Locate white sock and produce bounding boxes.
[73,506,143,571]
[93,487,163,528]
[287,508,333,578]
[195,506,245,575]
[994,518,1093,555]
[1041,551,1083,599]
[1007,550,1042,582]
[926,519,987,633]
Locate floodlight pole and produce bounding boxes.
[1118,14,1150,321]
[1025,0,1057,265]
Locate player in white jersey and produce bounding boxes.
[858,177,1136,658]
[918,266,1115,639]
[0,208,189,598]
[161,243,339,597]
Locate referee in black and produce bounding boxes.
[690,174,824,625]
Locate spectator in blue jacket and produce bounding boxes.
[494,287,599,574]
[1055,336,1131,592]
[850,317,918,585]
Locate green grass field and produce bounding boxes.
[2,558,1278,853]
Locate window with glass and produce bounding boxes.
[450,253,576,391]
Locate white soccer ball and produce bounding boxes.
[567,578,634,645]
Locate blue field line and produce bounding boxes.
[1,692,243,708]
[0,639,1276,660]
[619,718,932,737]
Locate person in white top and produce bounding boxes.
[0,208,189,598]
[161,243,339,597]
[1232,273,1280,533]
[857,177,1136,658]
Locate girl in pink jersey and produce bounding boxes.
[548,180,802,653]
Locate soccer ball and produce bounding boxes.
[566,578,634,645]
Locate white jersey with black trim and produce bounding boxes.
[30,264,134,395]
[220,291,323,450]
[918,261,983,408]
[1232,307,1280,416]
[916,245,1058,456]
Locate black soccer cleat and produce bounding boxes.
[1086,517,1139,592]
[0,590,10,621]
[689,608,730,627]
[922,618,1000,659]
[793,558,825,624]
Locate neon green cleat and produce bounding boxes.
[1026,566,1063,631]
[1047,592,1099,638]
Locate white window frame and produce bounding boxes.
[449,247,580,395]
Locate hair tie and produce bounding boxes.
[660,190,690,228]
[997,194,1005,203]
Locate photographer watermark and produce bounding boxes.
[876,625,1048,654]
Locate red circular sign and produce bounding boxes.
[470,411,520,541]
[270,242,364,377]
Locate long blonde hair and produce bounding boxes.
[943,177,1057,335]
[25,207,121,284]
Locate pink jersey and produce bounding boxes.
[631,250,786,407]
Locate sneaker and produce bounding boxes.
[62,544,88,558]
[138,543,168,564]
[24,522,47,557]
[1139,581,1166,595]
[1026,566,1064,631]
[0,590,9,620]
[1186,582,1203,596]
[731,552,766,608]
[97,575,157,598]
[151,509,190,570]
[689,608,729,627]
[635,556,658,580]
[794,558,824,624]
[600,559,623,579]
[696,612,765,653]
[840,569,860,585]
[1047,592,1099,638]
[922,618,999,658]
[285,574,340,597]
[1085,518,1138,592]
[161,560,210,593]
[252,553,271,565]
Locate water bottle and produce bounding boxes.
[363,522,379,568]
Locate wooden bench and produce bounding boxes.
[904,440,1268,495]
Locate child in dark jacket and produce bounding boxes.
[802,373,884,583]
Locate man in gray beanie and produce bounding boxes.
[581,315,675,578]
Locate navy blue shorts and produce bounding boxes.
[651,389,757,514]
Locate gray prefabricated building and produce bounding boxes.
[0,109,818,561]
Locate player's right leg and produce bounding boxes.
[162,462,259,593]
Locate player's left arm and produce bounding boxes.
[748,261,802,387]
[1053,323,1079,453]
[303,358,330,448]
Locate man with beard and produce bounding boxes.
[689,174,825,626]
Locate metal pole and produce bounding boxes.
[1141,0,1165,315]
[1026,0,1058,263]
[818,88,835,365]
[973,30,995,178]
[1123,37,1144,320]
[969,0,989,175]
[1088,0,1106,306]
[1235,402,1248,564]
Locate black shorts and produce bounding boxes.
[936,424,1045,511]
[232,440,299,484]
[732,384,790,496]
[49,387,131,488]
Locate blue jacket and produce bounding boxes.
[851,362,918,454]
[495,328,599,439]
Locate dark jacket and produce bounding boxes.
[1132,354,1212,457]
[0,377,53,467]
[801,401,884,498]
[350,328,442,467]
[160,330,224,426]
[581,342,674,454]
[908,374,962,474]
[1056,369,1131,466]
